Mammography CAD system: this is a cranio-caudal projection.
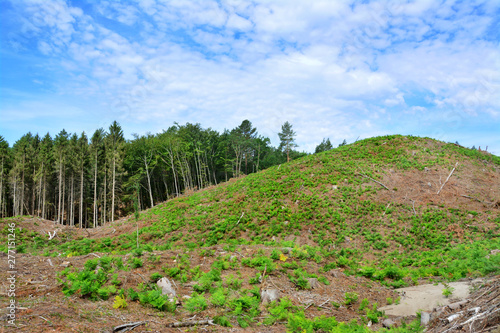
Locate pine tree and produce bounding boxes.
[315,138,333,153]
[238,120,257,174]
[278,121,297,163]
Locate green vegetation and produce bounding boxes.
[1,135,499,331]
[60,256,123,300]
[442,285,455,298]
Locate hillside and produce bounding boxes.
[1,135,499,332]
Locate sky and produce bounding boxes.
[1,0,499,154]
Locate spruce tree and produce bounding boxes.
[107,121,124,222]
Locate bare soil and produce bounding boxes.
[1,248,398,332]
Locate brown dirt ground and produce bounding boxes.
[1,247,400,333]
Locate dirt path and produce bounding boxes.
[380,279,483,316]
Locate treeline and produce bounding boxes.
[0,120,308,227]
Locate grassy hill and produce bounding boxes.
[1,135,499,332]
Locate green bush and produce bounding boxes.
[210,288,228,307]
[185,293,207,313]
[150,272,163,282]
[130,257,143,268]
[193,269,221,292]
[344,292,358,306]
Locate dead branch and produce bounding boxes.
[410,199,416,215]
[48,230,57,240]
[235,212,244,226]
[166,319,214,328]
[27,280,48,284]
[357,172,390,190]
[268,276,281,291]
[260,264,267,290]
[462,195,495,206]
[382,203,391,216]
[318,298,330,307]
[462,195,483,203]
[235,251,246,258]
[428,276,499,333]
[437,162,458,195]
[113,321,146,332]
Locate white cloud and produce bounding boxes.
[226,13,252,31]
[1,0,499,153]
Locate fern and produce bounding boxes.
[113,295,128,309]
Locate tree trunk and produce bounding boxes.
[80,167,84,228]
[37,167,42,217]
[20,154,25,216]
[111,154,115,222]
[144,156,154,208]
[70,175,74,226]
[62,167,65,224]
[0,158,3,218]
[93,152,98,228]
[162,175,169,200]
[58,157,63,223]
[103,166,107,225]
[32,166,36,216]
[42,173,46,220]
[168,150,179,197]
[256,144,261,172]
[12,178,16,216]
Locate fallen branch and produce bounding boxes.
[260,265,267,289]
[27,280,48,284]
[166,319,214,328]
[357,173,390,191]
[268,276,281,291]
[437,162,458,195]
[459,307,500,327]
[48,230,57,240]
[462,195,495,206]
[235,212,244,226]
[382,203,391,216]
[410,199,416,215]
[113,321,146,332]
[462,195,482,203]
[318,298,330,307]
[235,251,246,258]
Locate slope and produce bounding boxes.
[1,134,499,332]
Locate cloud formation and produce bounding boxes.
[1,0,499,153]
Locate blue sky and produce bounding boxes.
[1,0,499,154]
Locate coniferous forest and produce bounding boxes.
[0,120,310,227]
